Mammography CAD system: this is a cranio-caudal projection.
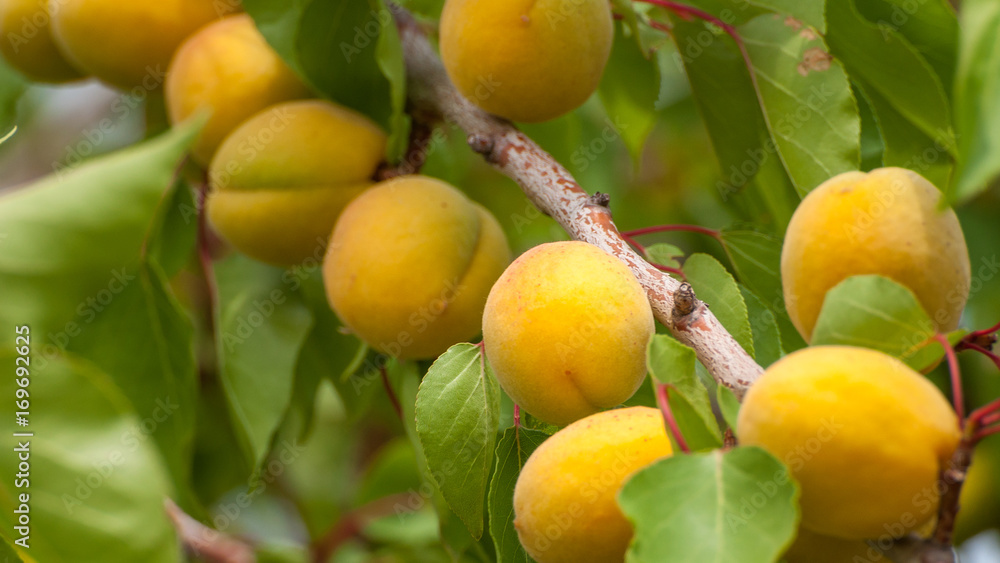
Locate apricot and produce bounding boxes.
[323,175,510,360]
[50,0,224,90]
[513,406,672,563]
[207,100,386,266]
[0,0,83,82]
[439,0,613,122]
[737,345,961,540]
[781,167,971,342]
[166,14,310,166]
[483,241,653,426]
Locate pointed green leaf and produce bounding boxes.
[745,0,825,32]
[644,243,684,270]
[0,354,179,562]
[683,253,754,357]
[811,275,952,371]
[489,427,549,563]
[416,344,500,539]
[214,255,314,469]
[716,384,741,432]
[647,335,722,451]
[952,0,1000,201]
[741,14,860,196]
[620,447,799,563]
[740,286,783,367]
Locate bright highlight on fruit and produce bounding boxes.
[167,14,311,166]
[324,175,511,360]
[781,167,971,342]
[513,406,672,563]
[207,99,386,266]
[737,345,961,540]
[483,241,654,426]
[439,0,613,122]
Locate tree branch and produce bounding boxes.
[165,498,255,563]
[392,8,763,396]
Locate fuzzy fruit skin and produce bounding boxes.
[324,175,511,360]
[782,527,877,563]
[0,0,83,82]
[483,241,653,426]
[50,0,224,90]
[781,167,970,342]
[513,407,672,563]
[166,14,310,166]
[737,346,961,540]
[208,100,386,266]
[439,0,613,123]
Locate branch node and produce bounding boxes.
[589,192,611,207]
[672,282,697,319]
[468,133,494,156]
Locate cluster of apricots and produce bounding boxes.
[1,1,979,562]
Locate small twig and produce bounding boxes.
[969,397,1000,426]
[655,383,691,453]
[165,498,255,563]
[311,493,416,563]
[375,116,437,180]
[380,364,404,421]
[932,435,975,547]
[934,333,964,423]
[198,178,218,310]
[958,341,1000,371]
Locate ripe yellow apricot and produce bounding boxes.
[483,241,653,426]
[738,346,961,540]
[50,0,224,90]
[166,14,310,166]
[0,0,83,82]
[207,100,386,266]
[783,527,878,563]
[324,175,511,360]
[781,167,971,342]
[513,407,672,563]
[439,0,613,122]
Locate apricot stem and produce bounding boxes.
[380,365,404,421]
[655,383,691,454]
[196,178,218,309]
[514,404,521,429]
[935,333,964,424]
[969,397,1000,426]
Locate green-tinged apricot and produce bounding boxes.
[0,0,83,82]
[440,0,613,122]
[323,175,511,360]
[166,14,310,166]
[483,241,653,426]
[738,346,961,540]
[513,407,672,563]
[782,167,971,342]
[51,0,225,90]
[207,100,385,266]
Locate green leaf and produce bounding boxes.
[854,0,958,91]
[243,0,407,154]
[0,354,179,562]
[741,14,860,196]
[611,0,644,51]
[0,122,199,338]
[670,17,799,230]
[646,335,722,451]
[854,80,954,192]
[718,228,806,352]
[488,427,549,563]
[811,275,949,371]
[599,22,660,165]
[952,0,1000,201]
[415,344,501,539]
[644,243,684,270]
[66,261,198,505]
[825,0,956,162]
[716,384,741,432]
[739,285,783,367]
[620,447,799,563]
[683,253,755,357]
[0,534,23,563]
[745,0,825,32]
[856,86,885,171]
[0,59,25,134]
[214,255,314,469]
